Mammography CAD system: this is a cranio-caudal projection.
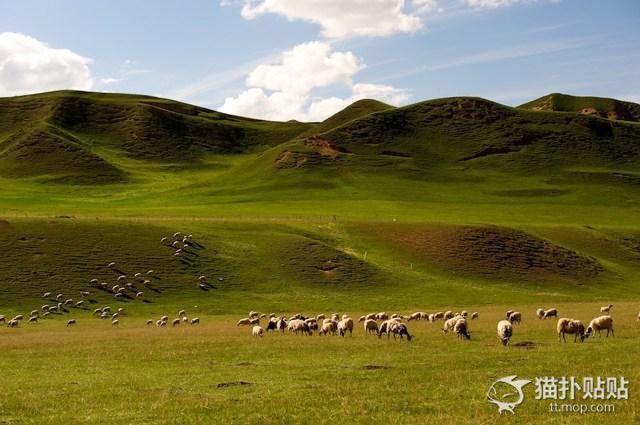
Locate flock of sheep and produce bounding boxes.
[0,231,211,329]
[492,304,616,345]
[238,303,633,346]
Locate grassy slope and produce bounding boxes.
[519,93,640,122]
[0,92,639,423]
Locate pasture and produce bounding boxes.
[0,303,638,424]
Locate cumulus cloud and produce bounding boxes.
[219,42,409,121]
[240,0,425,39]
[247,42,363,94]
[0,32,93,97]
[464,0,558,9]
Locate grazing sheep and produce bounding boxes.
[147,270,154,275]
[497,320,513,346]
[460,310,468,318]
[114,293,124,299]
[67,319,77,327]
[276,317,287,333]
[288,319,312,336]
[64,299,73,305]
[454,318,470,340]
[182,317,188,323]
[443,311,455,320]
[190,317,199,325]
[337,317,354,337]
[103,307,111,313]
[0,315,5,324]
[93,308,102,315]
[13,315,23,321]
[56,294,64,301]
[80,291,90,297]
[391,313,399,319]
[408,312,421,321]
[107,262,116,268]
[586,315,614,338]
[505,310,514,319]
[316,314,325,321]
[43,312,50,317]
[156,320,167,327]
[364,319,379,335]
[136,292,144,298]
[536,308,545,319]
[160,315,169,322]
[471,312,479,320]
[358,315,366,322]
[75,301,84,307]
[378,319,401,338]
[557,318,586,343]
[543,308,558,319]
[30,310,38,317]
[375,312,388,321]
[100,312,110,319]
[43,292,51,298]
[305,318,318,330]
[146,320,154,326]
[600,304,613,313]
[112,285,120,293]
[442,316,459,334]
[433,312,444,321]
[173,232,181,238]
[252,326,264,338]
[365,313,376,320]
[28,316,38,324]
[172,318,181,327]
[250,318,260,325]
[508,312,522,324]
[178,309,186,317]
[319,320,337,336]
[112,319,119,326]
[117,275,127,282]
[112,313,119,320]
[391,323,413,341]
[7,319,19,328]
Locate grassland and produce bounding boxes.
[0,91,639,424]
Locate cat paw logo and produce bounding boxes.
[487,375,531,414]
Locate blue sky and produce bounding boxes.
[0,0,638,121]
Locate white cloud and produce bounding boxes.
[240,0,425,39]
[219,42,409,121]
[0,32,93,97]
[247,42,363,94]
[464,0,559,9]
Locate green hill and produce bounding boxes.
[519,92,640,122]
[0,90,313,182]
[304,98,394,136]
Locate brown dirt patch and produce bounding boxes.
[357,224,603,283]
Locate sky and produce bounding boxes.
[0,0,639,122]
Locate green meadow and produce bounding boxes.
[0,90,639,424]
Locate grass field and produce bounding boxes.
[0,91,639,424]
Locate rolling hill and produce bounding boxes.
[519,93,640,122]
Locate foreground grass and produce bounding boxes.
[0,302,638,424]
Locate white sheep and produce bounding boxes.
[146,320,154,326]
[156,320,167,327]
[136,292,144,298]
[600,304,613,313]
[363,319,379,335]
[191,317,200,325]
[433,312,444,320]
[28,316,38,324]
[375,312,388,320]
[43,292,51,298]
[112,319,119,326]
[7,319,19,328]
[508,311,522,324]
[443,311,454,319]
[542,308,558,319]
[536,308,545,319]
[0,315,5,323]
[178,309,186,317]
[557,318,586,342]
[288,319,312,335]
[117,275,127,282]
[442,316,459,334]
[471,312,479,320]
[107,262,116,268]
[30,310,38,317]
[67,319,77,327]
[160,315,169,322]
[319,320,337,336]
[252,326,264,337]
[75,301,84,307]
[337,317,354,337]
[172,318,181,327]
[586,315,614,338]
[408,312,421,321]
[454,318,470,340]
[497,320,512,346]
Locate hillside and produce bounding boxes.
[519,93,640,122]
[303,99,394,136]
[0,90,313,182]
